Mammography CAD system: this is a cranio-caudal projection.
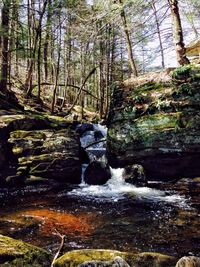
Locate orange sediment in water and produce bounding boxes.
[23,209,97,237]
[5,208,99,238]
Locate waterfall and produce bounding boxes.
[72,123,188,207]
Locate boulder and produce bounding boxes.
[80,147,90,164]
[76,123,94,136]
[0,114,81,186]
[0,234,51,266]
[94,130,104,141]
[78,256,130,267]
[84,161,111,185]
[176,256,200,267]
[122,164,147,186]
[54,249,176,267]
[107,65,200,180]
[8,129,81,184]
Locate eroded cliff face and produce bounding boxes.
[107,65,200,180]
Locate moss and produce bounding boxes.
[54,249,176,267]
[10,130,47,140]
[0,234,51,266]
[136,113,180,131]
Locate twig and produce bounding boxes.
[51,229,66,267]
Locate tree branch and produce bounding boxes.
[66,67,98,114]
[51,229,65,267]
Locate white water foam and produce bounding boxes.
[68,167,189,207]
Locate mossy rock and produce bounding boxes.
[0,234,51,266]
[107,65,200,179]
[54,249,176,267]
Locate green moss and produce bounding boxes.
[136,113,180,131]
[134,82,165,94]
[54,249,176,267]
[0,234,51,266]
[10,130,47,140]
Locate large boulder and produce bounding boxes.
[76,123,94,136]
[122,164,147,186]
[176,256,200,267]
[78,256,130,267]
[84,161,111,185]
[107,65,200,180]
[54,249,176,267]
[0,234,51,266]
[8,129,81,184]
[0,113,81,186]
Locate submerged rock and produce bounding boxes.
[0,234,51,266]
[122,164,147,186]
[176,256,200,267]
[107,65,200,180]
[54,249,176,267]
[84,161,111,185]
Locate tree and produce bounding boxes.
[118,0,138,76]
[168,0,190,65]
[0,0,11,93]
[151,0,165,68]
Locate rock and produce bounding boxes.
[8,129,81,184]
[0,114,81,187]
[76,123,94,136]
[80,147,90,164]
[54,249,176,267]
[0,234,51,266]
[94,130,104,141]
[107,65,200,180]
[122,164,147,186]
[78,256,130,267]
[84,161,111,185]
[176,256,200,267]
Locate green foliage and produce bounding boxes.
[133,95,145,104]
[178,83,194,96]
[155,99,171,111]
[135,82,164,93]
[172,65,192,80]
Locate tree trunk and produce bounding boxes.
[51,14,62,114]
[152,0,165,68]
[168,0,190,66]
[118,0,138,76]
[0,0,11,93]
[25,0,48,95]
[44,0,52,82]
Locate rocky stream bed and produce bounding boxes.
[1,65,200,266]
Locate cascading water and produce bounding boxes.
[71,123,189,207]
[0,123,198,257]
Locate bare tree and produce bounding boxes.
[168,0,190,65]
[0,0,11,93]
[118,0,138,76]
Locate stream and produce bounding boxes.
[0,124,200,258]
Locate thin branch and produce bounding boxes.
[66,67,98,114]
[84,139,106,149]
[51,229,65,267]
